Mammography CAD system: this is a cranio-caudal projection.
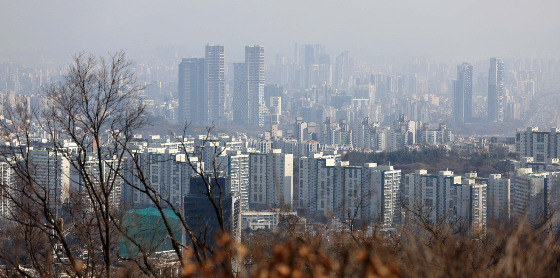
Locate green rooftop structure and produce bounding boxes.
[119,208,182,259]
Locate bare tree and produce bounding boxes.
[0,93,84,277]
[39,51,146,277]
[0,51,243,277]
[0,51,153,277]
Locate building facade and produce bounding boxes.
[488,57,505,122]
[177,58,205,125]
[205,45,226,125]
[454,63,473,123]
[516,127,560,162]
[233,45,266,126]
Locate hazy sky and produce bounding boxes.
[2,0,559,63]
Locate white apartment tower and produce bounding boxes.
[298,153,335,213]
[405,170,489,231]
[29,149,70,213]
[516,127,560,162]
[335,163,362,222]
[247,45,266,127]
[249,153,267,207]
[487,174,510,222]
[488,57,505,122]
[248,150,293,210]
[123,149,192,209]
[75,156,124,210]
[470,183,488,231]
[269,96,282,125]
[228,150,250,211]
[266,150,293,208]
[205,45,226,125]
[454,63,473,123]
[315,158,336,216]
[178,45,225,126]
[362,164,402,227]
[233,45,265,126]
[403,169,428,211]
[510,168,547,222]
[298,156,401,227]
[0,162,14,218]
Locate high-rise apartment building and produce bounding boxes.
[508,168,560,225]
[315,158,336,216]
[29,149,70,213]
[388,115,416,151]
[510,168,547,222]
[177,45,225,126]
[227,150,250,211]
[361,164,402,227]
[298,153,335,212]
[488,57,505,122]
[246,45,265,126]
[205,45,226,125]
[0,162,14,218]
[71,156,124,210]
[334,51,354,91]
[454,63,473,123]
[487,174,510,222]
[404,170,488,230]
[233,45,265,126]
[178,58,205,125]
[248,150,293,210]
[335,163,362,222]
[249,152,267,208]
[233,62,249,125]
[298,154,401,227]
[122,149,193,209]
[269,96,282,125]
[546,172,560,225]
[470,183,488,231]
[516,127,560,162]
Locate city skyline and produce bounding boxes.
[3,2,560,276]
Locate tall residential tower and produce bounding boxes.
[488,57,504,122]
[454,63,473,123]
[233,45,265,126]
[178,58,205,125]
[205,45,226,125]
[178,45,225,126]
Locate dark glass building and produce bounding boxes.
[183,176,241,246]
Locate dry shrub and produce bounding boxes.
[172,218,560,278]
[111,215,560,277]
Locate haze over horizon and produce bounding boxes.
[4,3,560,277]
[2,0,559,64]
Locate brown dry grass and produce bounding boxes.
[163,218,560,278]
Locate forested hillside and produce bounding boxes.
[343,149,515,177]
